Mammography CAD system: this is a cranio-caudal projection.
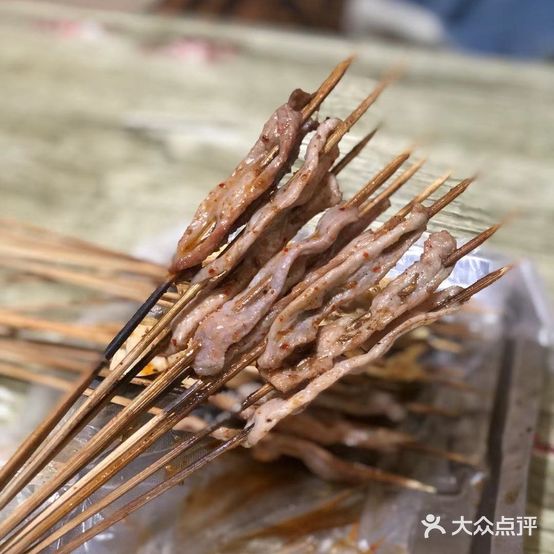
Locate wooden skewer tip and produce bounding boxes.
[445,222,503,266]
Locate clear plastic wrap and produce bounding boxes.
[1,247,550,553]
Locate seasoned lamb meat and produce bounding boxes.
[192,200,358,375]
[252,432,433,489]
[263,230,456,392]
[192,118,341,285]
[246,236,459,445]
[277,410,413,451]
[170,171,343,350]
[258,205,429,372]
[317,230,456,359]
[225,196,396,363]
[170,90,314,273]
[246,303,460,446]
[185,119,342,374]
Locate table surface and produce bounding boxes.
[0,2,553,552]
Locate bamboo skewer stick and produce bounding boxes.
[45,424,440,554]
[331,127,379,175]
[0,363,227,434]
[324,79,390,157]
[103,279,173,359]
[97,369,153,387]
[0,218,147,264]
[27,385,272,554]
[0,236,165,280]
[405,442,478,466]
[35,264,503,554]
[393,170,451,219]
[0,363,156,401]
[8,297,109,314]
[0,285,194,513]
[0,337,100,370]
[413,176,475,221]
[347,157,425,224]
[1,263,188,511]
[406,402,461,418]
[358,157,425,216]
[0,257,155,301]
[0,278,173,498]
[259,56,354,167]
[426,176,476,218]
[302,56,354,120]
[344,148,412,208]
[367,158,425,206]
[0,176,485,549]
[0,361,103,494]
[378,173,467,235]
[439,265,512,306]
[0,337,100,362]
[0,310,114,346]
[326,64,402,156]
[444,223,502,266]
[0,362,73,391]
[54,429,250,554]
[0,346,263,553]
[0,348,196,530]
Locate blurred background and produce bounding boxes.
[2,0,553,288]
[32,0,554,59]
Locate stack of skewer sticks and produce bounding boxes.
[0,56,510,553]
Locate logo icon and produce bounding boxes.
[422,514,446,538]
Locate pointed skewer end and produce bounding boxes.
[441,264,514,307]
[331,125,381,175]
[445,221,504,266]
[427,175,477,218]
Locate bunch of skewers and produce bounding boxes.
[0,57,508,553]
